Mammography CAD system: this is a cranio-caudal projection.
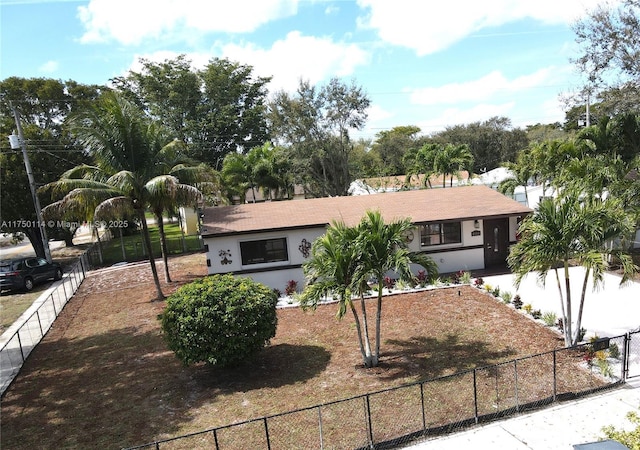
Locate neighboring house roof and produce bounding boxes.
[352,172,471,194]
[201,185,531,237]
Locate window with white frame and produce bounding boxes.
[240,238,288,265]
[419,222,461,246]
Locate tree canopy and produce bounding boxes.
[112,56,271,169]
[269,78,370,197]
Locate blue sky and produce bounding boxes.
[1,0,609,140]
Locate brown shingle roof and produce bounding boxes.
[201,185,531,236]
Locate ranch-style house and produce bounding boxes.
[200,185,532,292]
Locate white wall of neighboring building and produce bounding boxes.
[179,207,200,235]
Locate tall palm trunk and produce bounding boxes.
[563,261,572,346]
[573,268,591,345]
[359,292,374,367]
[350,296,373,367]
[373,280,385,367]
[155,211,171,283]
[553,268,567,334]
[139,210,164,300]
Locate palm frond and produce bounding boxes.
[94,196,135,220]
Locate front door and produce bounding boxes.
[483,218,510,268]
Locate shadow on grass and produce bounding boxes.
[380,333,517,381]
[191,343,331,392]
[1,326,329,450]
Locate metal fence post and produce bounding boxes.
[36,310,44,337]
[318,407,324,450]
[473,369,479,424]
[61,279,67,303]
[263,417,271,450]
[365,395,374,448]
[420,382,427,431]
[623,333,630,381]
[50,295,57,316]
[16,332,25,363]
[212,429,219,450]
[553,350,557,401]
[514,360,519,412]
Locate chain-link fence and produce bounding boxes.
[125,333,638,450]
[86,230,203,267]
[0,252,91,395]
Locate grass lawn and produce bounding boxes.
[93,222,202,266]
[0,245,89,334]
[0,253,606,449]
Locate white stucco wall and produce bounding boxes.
[203,227,326,291]
[203,217,524,290]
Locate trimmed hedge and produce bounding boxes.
[160,274,278,366]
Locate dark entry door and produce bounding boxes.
[483,218,510,268]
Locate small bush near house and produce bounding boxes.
[531,309,542,320]
[416,269,428,287]
[160,274,278,367]
[501,291,512,304]
[285,280,298,296]
[473,277,484,287]
[523,303,533,314]
[512,295,523,309]
[542,311,557,327]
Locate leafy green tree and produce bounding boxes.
[370,125,422,176]
[301,211,437,368]
[573,0,640,113]
[269,78,370,197]
[431,116,528,173]
[160,274,278,366]
[403,143,473,188]
[0,77,102,254]
[508,193,637,346]
[403,143,436,188]
[525,122,570,143]
[113,56,271,169]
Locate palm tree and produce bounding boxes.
[508,193,637,346]
[300,211,438,368]
[440,143,474,187]
[42,92,206,299]
[299,221,374,364]
[354,210,438,366]
[403,143,438,189]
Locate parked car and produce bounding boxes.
[0,257,63,292]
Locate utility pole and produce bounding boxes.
[8,102,52,262]
[585,91,590,127]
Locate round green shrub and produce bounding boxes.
[160,274,278,366]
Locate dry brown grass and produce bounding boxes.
[0,252,604,449]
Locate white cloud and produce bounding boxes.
[220,31,371,92]
[119,32,370,93]
[78,0,299,45]
[410,68,555,106]
[38,60,59,74]
[357,0,611,55]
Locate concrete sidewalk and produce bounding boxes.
[407,380,640,449]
